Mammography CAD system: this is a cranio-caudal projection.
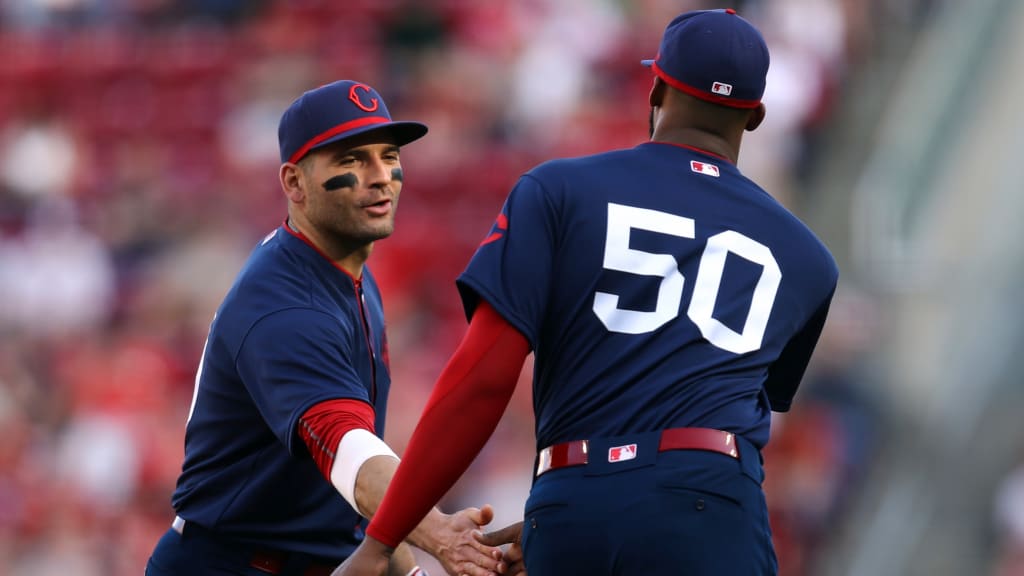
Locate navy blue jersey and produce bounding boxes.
[171,224,391,560]
[457,142,837,451]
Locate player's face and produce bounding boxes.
[300,139,404,246]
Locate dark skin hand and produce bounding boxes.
[476,522,525,576]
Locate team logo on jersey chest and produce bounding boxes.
[691,160,720,177]
[608,443,637,463]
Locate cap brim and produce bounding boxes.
[640,59,655,67]
[312,121,429,154]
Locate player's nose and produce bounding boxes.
[365,155,395,187]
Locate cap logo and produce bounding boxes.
[348,83,379,112]
[711,81,733,96]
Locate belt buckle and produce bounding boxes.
[536,439,589,476]
[250,548,287,575]
[536,446,553,476]
[723,431,739,459]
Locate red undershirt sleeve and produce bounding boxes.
[366,300,530,547]
[297,398,377,481]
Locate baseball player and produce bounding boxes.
[334,9,839,576]
[145,80,509,576]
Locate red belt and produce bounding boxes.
[536,427,739,477]
[248,548,335,576]
[172,516,336,576]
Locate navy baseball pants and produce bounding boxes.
[522,431,777,575]
[146,518,339,576]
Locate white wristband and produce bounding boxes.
[329,428,398,516]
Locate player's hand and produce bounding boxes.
[331,535,393,576]
[422,504,506,576]
[475,521,525,576]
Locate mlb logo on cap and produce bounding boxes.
[642,8,769,109]
[278,80,428,164]
[711,82,733,96]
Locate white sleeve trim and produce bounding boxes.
[330,428,398,517]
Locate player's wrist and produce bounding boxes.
[364,533,398,558]
[404,508,446,556]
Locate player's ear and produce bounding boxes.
[280,162,306,202]
[745,102,766,132]
[649,76,667,108]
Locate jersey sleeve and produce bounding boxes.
[764,290,835,411]
[236,307,369,454]
[298,398,377,481]
[456,174,559,349]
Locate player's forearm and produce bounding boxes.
[300,395,448,552]
[351,455,446,554]
[349,453,456,569]
[350,453,401,519]
[369,378,514,548]
[330,427,399,518]
[367,302,530,547]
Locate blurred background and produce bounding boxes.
[0,0,1021,574]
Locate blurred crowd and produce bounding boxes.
[0,0,914,574]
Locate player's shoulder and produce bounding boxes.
[222,228,317,312]
[719,171,839,285]
[526,147,639,177]
[239,227,309,283]
[516,147,642,200]
[773,208,840,287]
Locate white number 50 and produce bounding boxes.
[592,203,781,354]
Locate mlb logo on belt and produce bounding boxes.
[608,443,638,463]
[691,160,720,177]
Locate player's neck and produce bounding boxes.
[650,127,739,164]
[286,217,369,279]
[330,247,370,280]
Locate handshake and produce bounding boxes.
[333,505,525,576]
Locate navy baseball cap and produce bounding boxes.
[642,8,769,109]
[278,80,428,164]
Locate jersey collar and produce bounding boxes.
[282,219,362,284]
[643,141,734,164]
